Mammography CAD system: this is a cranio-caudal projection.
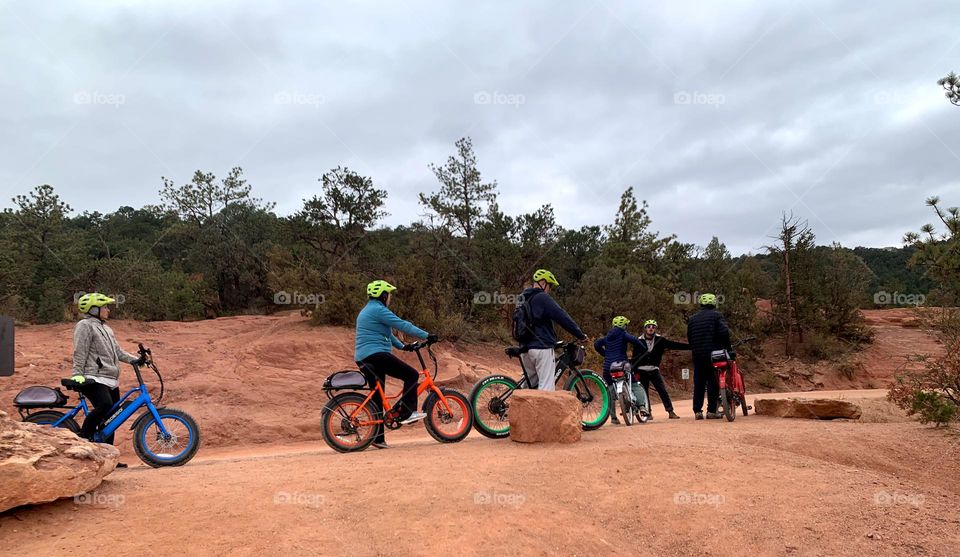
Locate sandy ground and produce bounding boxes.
[2,390,958,557]
[2,309,957,556]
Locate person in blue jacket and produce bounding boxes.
[594,315,647,424]
[355,279,435,448]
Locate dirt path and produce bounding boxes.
[2,391,958,557]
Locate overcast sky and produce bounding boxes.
[1,1,958,254]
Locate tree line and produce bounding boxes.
[0,137,945,361]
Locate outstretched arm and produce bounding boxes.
[661,338,691,351]
[377,304,429,339]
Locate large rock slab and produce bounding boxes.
[755,398,862,420]
[0,410,119,512]
[509,390,581,443]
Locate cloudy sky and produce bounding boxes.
[1,1,957,254]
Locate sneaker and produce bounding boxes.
[372,441,391,449]
[610,413,620,424]
[400,411,427,425]
[668,411,680,419]
[695,412,704,420]
[647,413,654,421]
[706,412,723,419]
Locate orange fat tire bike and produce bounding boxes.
[320,338,473,452]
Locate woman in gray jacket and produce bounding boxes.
[71,293,144,454]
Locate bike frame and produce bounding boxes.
[508,342,594,401]
[347,345,454,426]
[49,364,171,441]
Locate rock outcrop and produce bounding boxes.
[0,410,119,512]
[755,398,863,420]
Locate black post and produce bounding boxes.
[0,316,13,376]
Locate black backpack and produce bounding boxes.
[511,290,543,343]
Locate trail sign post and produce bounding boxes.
[0,316,12,376]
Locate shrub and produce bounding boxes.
[910,391,957,427]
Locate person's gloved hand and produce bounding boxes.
[132,356,147,367]
[70,374,86,384]
[400,343,417,352]
[426,334,439,344]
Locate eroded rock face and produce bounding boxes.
[0,410,119,512]
[755,398,863,420]
[509,390,582,443]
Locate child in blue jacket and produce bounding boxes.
[594,316,648,424]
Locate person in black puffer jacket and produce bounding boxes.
[686,293,731,420]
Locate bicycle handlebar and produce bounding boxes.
[731,337,757,349]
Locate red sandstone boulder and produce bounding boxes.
[509,390,582,443]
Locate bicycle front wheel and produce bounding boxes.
[564,371,609,430]
[424,389,473,443]
[470,375,518,439]
[133,408,201,467]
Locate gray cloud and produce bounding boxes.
[1,0,958,255]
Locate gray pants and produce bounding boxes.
[520,348,556,390]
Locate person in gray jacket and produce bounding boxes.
[71,293,144,455]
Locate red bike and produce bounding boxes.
[710,337,755,422]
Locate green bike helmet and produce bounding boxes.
[77,292,115,314]
[612,315,630,328]
[643,319,658,328]
[366,280,397,298]
[698,293,718,306]
[532,269,559,287]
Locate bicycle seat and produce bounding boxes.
[504,346,528,358]
[60,378,85,392]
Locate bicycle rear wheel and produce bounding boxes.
[720,388,736,422]
[470,375,518,439]
[23,410,81,435]
[618,387,634,425]
[321,392,377,453]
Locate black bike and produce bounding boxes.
[469,340,609,439]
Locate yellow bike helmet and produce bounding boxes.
[532,269,559,287]
[643,319,658,328]
[698,293,718,306]
[366,280,397,298]
[612,316,630,328]
[77,293,115,314]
